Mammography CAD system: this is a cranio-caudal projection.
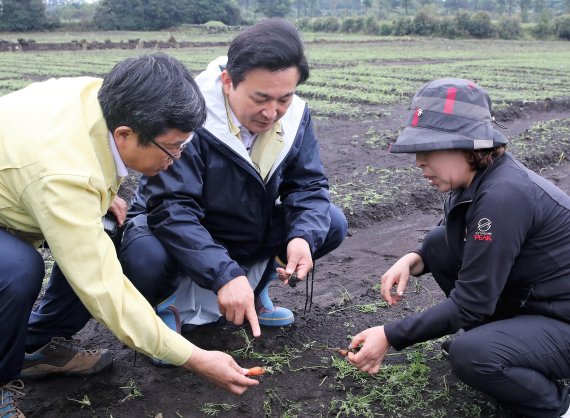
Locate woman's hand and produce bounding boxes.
[347,326,391,374]
[381,252,424,305]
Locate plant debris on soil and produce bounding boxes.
[20,98,570,418]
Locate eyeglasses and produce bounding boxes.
[151,133,193,160]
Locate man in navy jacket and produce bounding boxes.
[120,19,347,346]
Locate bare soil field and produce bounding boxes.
[19,98,570,418]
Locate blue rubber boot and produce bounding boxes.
[151,293,181,367]
[256,263,294,327]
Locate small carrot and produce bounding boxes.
[338,349,350,357]
[328,347,357,357]
[246,366,266,376]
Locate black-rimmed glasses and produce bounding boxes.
[151,133,193,160]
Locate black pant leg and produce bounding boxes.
[421,225,461,297]
[449,315,570,418]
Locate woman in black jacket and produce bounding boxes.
[348,78,570,418]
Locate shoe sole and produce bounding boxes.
[21,352,114,379]
[258,317,295,327]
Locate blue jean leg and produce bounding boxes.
[0,228,44,383]
[119,214,180,305]
[26,263,92,349]
[314,204,349,260]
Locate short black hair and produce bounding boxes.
[226,18,309,88]
[465,145,507,170]
[98,53,206,145]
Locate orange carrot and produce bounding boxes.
[246,366,266,376]
[323,346,357,357]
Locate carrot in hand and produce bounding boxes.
[331,347,357,357]
[246,366,266,376]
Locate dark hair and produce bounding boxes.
[226,18,310,88]
[98,53,206,146]
[464,145,507,170]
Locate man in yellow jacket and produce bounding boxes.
[0,53,259,417]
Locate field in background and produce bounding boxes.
[1,30,569,117]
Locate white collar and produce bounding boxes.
[108,132,128,178]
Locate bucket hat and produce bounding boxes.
[390,78,507,153]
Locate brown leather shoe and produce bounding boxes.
[0,380,25,417]
[21,337,113,378]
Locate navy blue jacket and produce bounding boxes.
[385,153,570,350]
[129,58,331,294]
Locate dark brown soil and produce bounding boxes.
[19,98,570,418]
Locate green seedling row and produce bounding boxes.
[1,37,569,116]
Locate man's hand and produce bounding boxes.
[276,238,313,285]
[107,196,128,226]
[183,346,259,394]
[346,326,390,375]
[217,276,261,337]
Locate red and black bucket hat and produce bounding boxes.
[390,78,507,153]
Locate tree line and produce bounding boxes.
[0,0,569,35]
[298,10,570,39]
[0,0,242,31]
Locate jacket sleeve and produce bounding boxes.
[279,110,331,253]
[144,145,246,293]
[21,175,194,366]
[385,183,534,350]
